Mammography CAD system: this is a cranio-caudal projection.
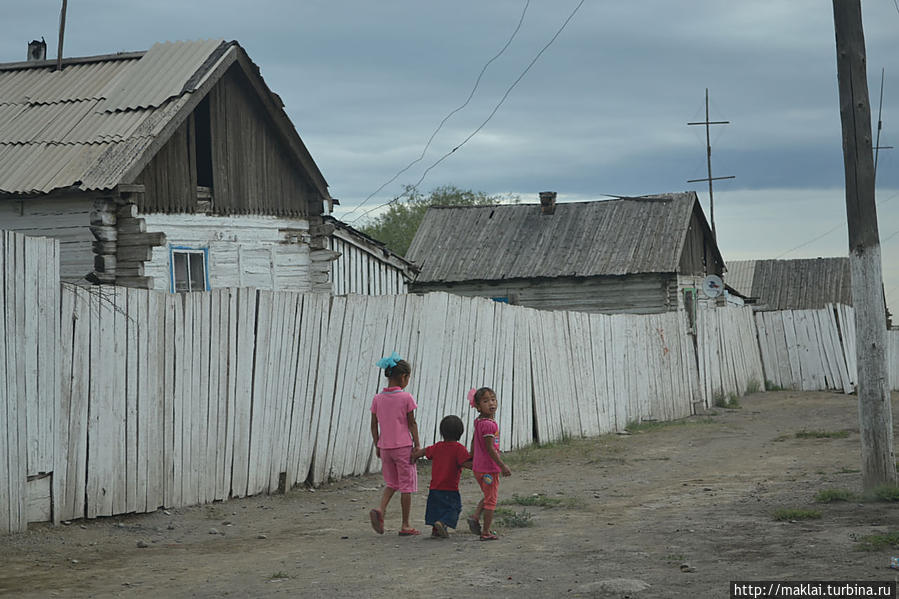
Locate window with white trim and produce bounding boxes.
[171,248,209,292]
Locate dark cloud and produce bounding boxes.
[2,1,897,311]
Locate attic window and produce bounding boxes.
[170,247,209,293]
[194,97,213,189]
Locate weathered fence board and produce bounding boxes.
[753,305,880,393]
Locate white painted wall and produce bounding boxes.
[329,236,408,295]
[142,213,315,293]
[0,196,94,283]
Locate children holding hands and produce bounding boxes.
[468,387,512,541]
[369,352,421,536]
[369,354,511,541]
[410,415,472,538]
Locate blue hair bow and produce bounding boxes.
[376,351,403,369]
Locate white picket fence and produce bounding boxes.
[754,304,899,393]
[1,228,771,531]
[696,306,767,402]
[48,288,727,523]
[0,231,60,533]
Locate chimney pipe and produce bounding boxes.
[539,191,557,215]
[27,38,47,61]
[56,0,67,71]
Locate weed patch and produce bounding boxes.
[855,532,899,552]
[494,507,534,528]
[795,430,849,439]
[269,571,290,580]
[501,494,563,508]
[625,417,716,433]
[713,393,741,409]
[865,485,899,502]
[745,379,762,394]
[816,488,855,503]
[765,380,786,391]
[772,508,821,521]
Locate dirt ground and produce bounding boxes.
[2,390,899,598]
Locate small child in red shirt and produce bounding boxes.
[411,415,472,538]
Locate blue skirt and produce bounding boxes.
[424,489,462,528]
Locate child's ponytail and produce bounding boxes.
[468,387,494,408]
[376,351,411,379]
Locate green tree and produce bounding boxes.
[358,185,515,256]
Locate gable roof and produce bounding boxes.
[0,40,329,200]
[325,215,419,278]
[725,257,852,310]
[407,192,719,283]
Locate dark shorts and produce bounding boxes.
[424,489,462,528]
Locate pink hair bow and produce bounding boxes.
[467,388,477,408]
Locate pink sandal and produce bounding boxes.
[479,531,498,541]
[369,509,384,534]
[398,528,420,536]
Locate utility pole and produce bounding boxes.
[832,0,896,490]
[687,89,734,238]
[56,0,67,71]
[873,68,893,183]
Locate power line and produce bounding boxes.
[774,192,899,259]
[774,223,844,259]
[342,1,531,220]
[348,0,587,225]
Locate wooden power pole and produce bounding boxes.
[687,89,734,239]
[832,0,896,490]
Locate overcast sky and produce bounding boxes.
[2,1,898,315]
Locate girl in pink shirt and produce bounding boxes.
[369,352,421,536]
[467,387,511,541]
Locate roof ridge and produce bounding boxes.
[0,51,145,72]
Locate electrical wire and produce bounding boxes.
[342,0,531,220]
[775,192,899,259]
[348,0,587,225]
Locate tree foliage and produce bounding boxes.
[358,185,515,256]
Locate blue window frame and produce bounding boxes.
[490,296,509,304]
[169,246,210,293]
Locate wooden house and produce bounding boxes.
[725,258,852,311]
[0,40,337,292]
[726,257,892,326]
[325,216,418,295]
[406,191,725,314]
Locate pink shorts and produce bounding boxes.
[475,471,500,510]
[380,446,418,493]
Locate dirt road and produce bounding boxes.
[1,391,897,598]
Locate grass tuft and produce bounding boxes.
[856,532,899,552]
[625,417,716,433]
[713,392,741,409]
[772,508,821,521]
[269,571,290,580]
[745,379,762,394]
[764,380,786,391]
[501,494,563,508]
[866,485,899,502]
[795,430,850,439]
[815,488,856,503]
[494,507,534,528]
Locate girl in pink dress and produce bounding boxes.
[369,352,421,536]
[467,387,511,540]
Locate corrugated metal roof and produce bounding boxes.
[725,258,852,309]
[97,39,225,112]
[0,41,223,194]
[407,192,701,283]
